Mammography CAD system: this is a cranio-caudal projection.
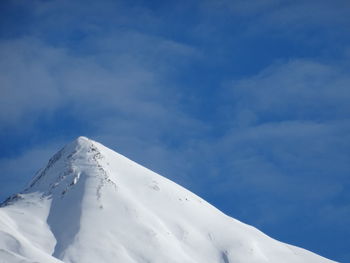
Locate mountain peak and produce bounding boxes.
[22,136,115,199]
[75,136,91,146]
[64,136,94,154]
[77,135,89,142]
[0,138,337,263]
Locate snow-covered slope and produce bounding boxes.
[0,137,336,263]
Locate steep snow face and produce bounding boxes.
[0,137,337,263]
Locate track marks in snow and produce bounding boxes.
[221,251,230,263]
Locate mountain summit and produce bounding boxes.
[0,137,336,263]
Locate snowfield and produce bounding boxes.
[0,137,337,263]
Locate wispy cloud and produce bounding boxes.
[227,59,350,123]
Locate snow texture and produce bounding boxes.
[0,136,337,263]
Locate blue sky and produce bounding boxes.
[1,0,350,261]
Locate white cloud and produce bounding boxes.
[0,30,200,130]
[227,59,350,126]
[198,58,350,227]
[0,38,63,126]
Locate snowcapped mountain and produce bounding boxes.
[0,137,336,263]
